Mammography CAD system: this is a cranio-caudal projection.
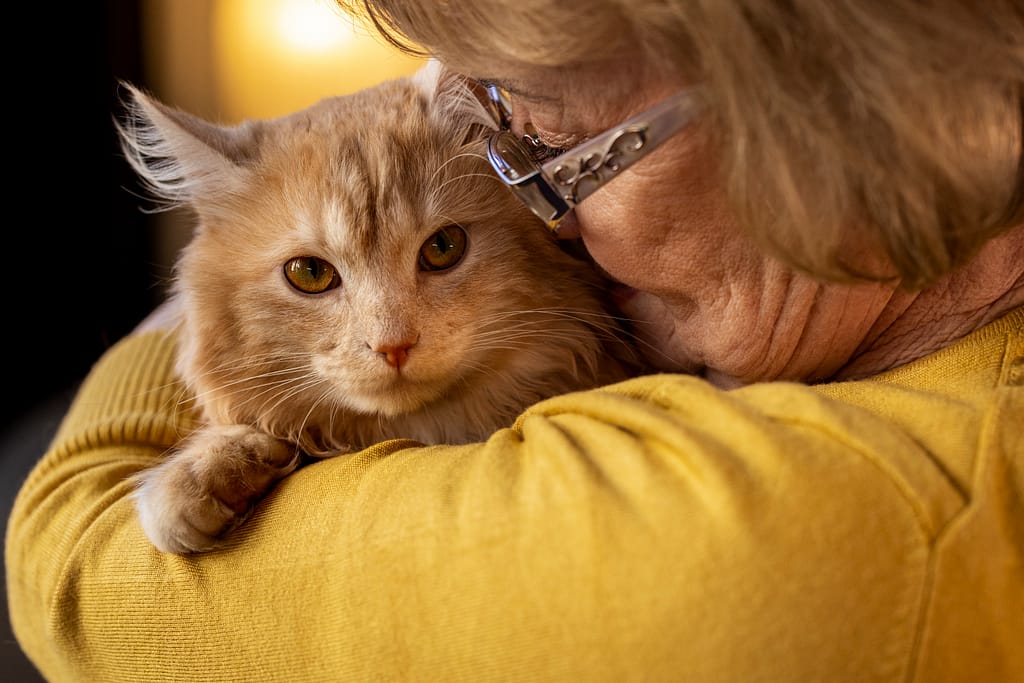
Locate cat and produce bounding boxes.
[117,61,640,555]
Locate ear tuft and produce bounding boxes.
[412,59,496,133]
[114,81,262,211]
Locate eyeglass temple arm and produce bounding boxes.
[538,90,702,208]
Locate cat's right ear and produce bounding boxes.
[413,60,495,140]
[115,81,263,211]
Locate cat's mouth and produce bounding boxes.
[343,374,454,417]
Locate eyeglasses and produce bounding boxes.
[484,84,702,232]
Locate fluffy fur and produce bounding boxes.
[118,63,640,554]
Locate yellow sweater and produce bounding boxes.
[6,308,1022,682]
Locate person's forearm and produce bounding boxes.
[5,331,188,681]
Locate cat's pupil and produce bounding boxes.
[418,225,467,272]
[434,234,452,254]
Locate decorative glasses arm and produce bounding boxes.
[539,90,702,209]
[485,87,702,231]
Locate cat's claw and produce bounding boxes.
[133,424,300,554]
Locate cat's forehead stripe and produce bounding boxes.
[332,113,436,256]
[335,143,380,254]
[284,82,472,262]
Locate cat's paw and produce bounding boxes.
[133,424,300,554]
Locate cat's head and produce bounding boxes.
[118,62,632,450]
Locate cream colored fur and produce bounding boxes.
[118,63,638,554]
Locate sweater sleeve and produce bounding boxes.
[5,327,1007,682]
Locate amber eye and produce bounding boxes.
[284,256,340,293]
[418,225,467,272]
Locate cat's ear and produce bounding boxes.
[115,81,263,211]
[413,59,496,141]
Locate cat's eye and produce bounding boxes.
[419,226,467,271]
[284,256,341,293]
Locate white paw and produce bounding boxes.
[133,424,299,554]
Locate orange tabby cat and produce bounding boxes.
[118,62,639,554]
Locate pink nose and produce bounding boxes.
[375,341,415,369]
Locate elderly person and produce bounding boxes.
[7,1,1021,680]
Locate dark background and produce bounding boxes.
[2,4,161,679]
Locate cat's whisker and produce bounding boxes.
[185,360,322,414]
[471,318,623,343]
[181,352,309,390]
[202,351,311,368]
[293,385,336,454]
[473,335,593,349]
[476,306,629,323]
[428,151,488,184]
[201,365,312,386]
[467,324,594,344]
[327,396,342,443]
[433,172,507,195]
[471,320,602,339]
[457,359,505,381]
[488,306,638,335]
[514,310,675,364]
[188,379,305,415]
[255,376,328,419]
[467,307,662,365]
[186,368,311,405]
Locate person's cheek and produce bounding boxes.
[573,180,657,290]
[573,196,634,284]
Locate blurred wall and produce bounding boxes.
[4,6,153,680]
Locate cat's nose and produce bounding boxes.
[374,340,416,370]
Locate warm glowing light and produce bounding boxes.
[275,0,355,53]
[212,0,424,122]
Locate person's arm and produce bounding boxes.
[4,326,983,681]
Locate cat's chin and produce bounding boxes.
[341,380,449,418]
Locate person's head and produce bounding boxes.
[338,0,1023,381]
[341,0,1021,283]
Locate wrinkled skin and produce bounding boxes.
[464,54,1024,386]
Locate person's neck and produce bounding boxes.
[835,225,1024,381]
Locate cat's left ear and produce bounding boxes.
[413,59,496,142]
